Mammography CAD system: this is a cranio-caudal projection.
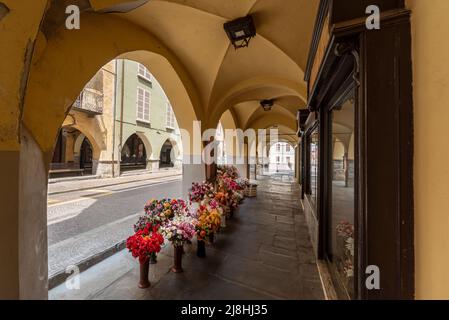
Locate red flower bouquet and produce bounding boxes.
[126,225,165,263]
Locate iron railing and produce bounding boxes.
[73,89,103,115]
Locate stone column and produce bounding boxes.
[182,154,206,200]
[147,159,160,172]
[0,129,48,299]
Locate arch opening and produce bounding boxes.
[159,139,175,169]
[121,133,148,172]
[266,141,296,178]
[49,127,96,178]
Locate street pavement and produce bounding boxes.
[47,174,183,282]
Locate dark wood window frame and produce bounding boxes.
[303,1,414,299]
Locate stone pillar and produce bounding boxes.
[0,129,48,299]
[235,142,249,180]
[64,133,75,163]
[174,157,183,170]
[0,151,20,299]
[182,154,205,200]
[96,160,119,177]
[147,159,160,172]
[295,144,301,184]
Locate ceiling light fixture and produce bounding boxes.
[224,15,256,49]
[260,99,275,112]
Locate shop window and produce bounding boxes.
[329,92,355,299]
[308,127,319,209]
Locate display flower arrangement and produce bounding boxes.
[237,178,250,191]
[161,215,197,273]
[189,181,215,203]
[336,221,355,281]
[197,201,222,234]
[126,223,164,288]
[217,165,240,180]
[161,215,197,246]
[143,198,189,225]
[126,225,164,263]
[214,191,229,212]
[221,175,239,192]
[336,221,354,240]
[195,199,222,257]
[232,191,244,206]
[217,175,240,210]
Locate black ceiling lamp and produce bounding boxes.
[224,15,256,49]
[260,99,275,112]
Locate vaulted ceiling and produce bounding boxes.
[20,0,318,153]
[116,0,319,139]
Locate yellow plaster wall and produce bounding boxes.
[0,0,48,151]
[406,0,449,299]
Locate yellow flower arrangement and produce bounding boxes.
[197,204,221,233]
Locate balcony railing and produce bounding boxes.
[73,89,103,115]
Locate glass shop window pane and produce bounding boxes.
[309,128,319,208]
[330,92,355,299]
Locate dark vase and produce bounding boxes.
[139,259,150,289]
[149,252,157,265]
[209,232,215,244]
[197,240,206,258]
[230,207,235,218]
[172,245,184,273]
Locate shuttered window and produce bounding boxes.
[138,64,152,82]
[137,87,150,122]
[166,102,176,128]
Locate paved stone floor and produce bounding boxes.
[50,176,325,300]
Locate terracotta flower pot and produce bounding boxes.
[149,252,157,265]
[139,259,151,289]
[197,240,206,258]
[172,245,184,273]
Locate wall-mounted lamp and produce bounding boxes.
[224,15,256,49]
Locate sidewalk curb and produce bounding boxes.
[48,240,127,290]
[48,172,182,196]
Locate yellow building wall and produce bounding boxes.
[407,0,449,299]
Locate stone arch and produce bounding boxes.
[68,124,103,160]
[208,77,306,129]
[23,12,203,168]
[120,132,152,171]
[159,137,182,169]
[73,132,86,160]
